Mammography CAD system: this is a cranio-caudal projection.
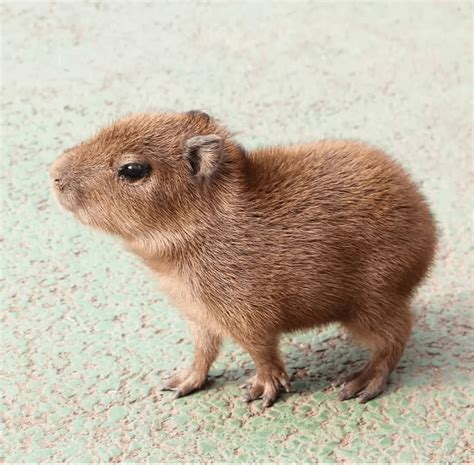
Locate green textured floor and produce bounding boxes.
[2,2,473,462]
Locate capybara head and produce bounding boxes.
[50,111,243,242]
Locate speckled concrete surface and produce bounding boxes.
[2,1,473,462]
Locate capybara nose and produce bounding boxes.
[53,177,65,190]
[50,163,62,187]
[49,157,67,190]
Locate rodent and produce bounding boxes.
[50,110,437,407]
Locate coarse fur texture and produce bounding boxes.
[50,110,437,407]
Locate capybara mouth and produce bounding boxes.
[51,180,82,215]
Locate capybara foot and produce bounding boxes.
[161,367,208,399]
[337,365,388,403]
[242,369,291,408]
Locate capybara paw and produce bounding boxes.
[161,368,207,399]
[337,368,388,403]
[242,370,291,408]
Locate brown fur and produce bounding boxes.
[50,111,437,406]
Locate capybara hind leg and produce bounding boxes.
[338,301,411,403]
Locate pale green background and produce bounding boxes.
[1,1,473,462]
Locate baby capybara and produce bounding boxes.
[50,110,437,407]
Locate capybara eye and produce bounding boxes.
[118,163,151,181]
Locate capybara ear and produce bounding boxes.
[186,109,211,124]
[184,134,224,179]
